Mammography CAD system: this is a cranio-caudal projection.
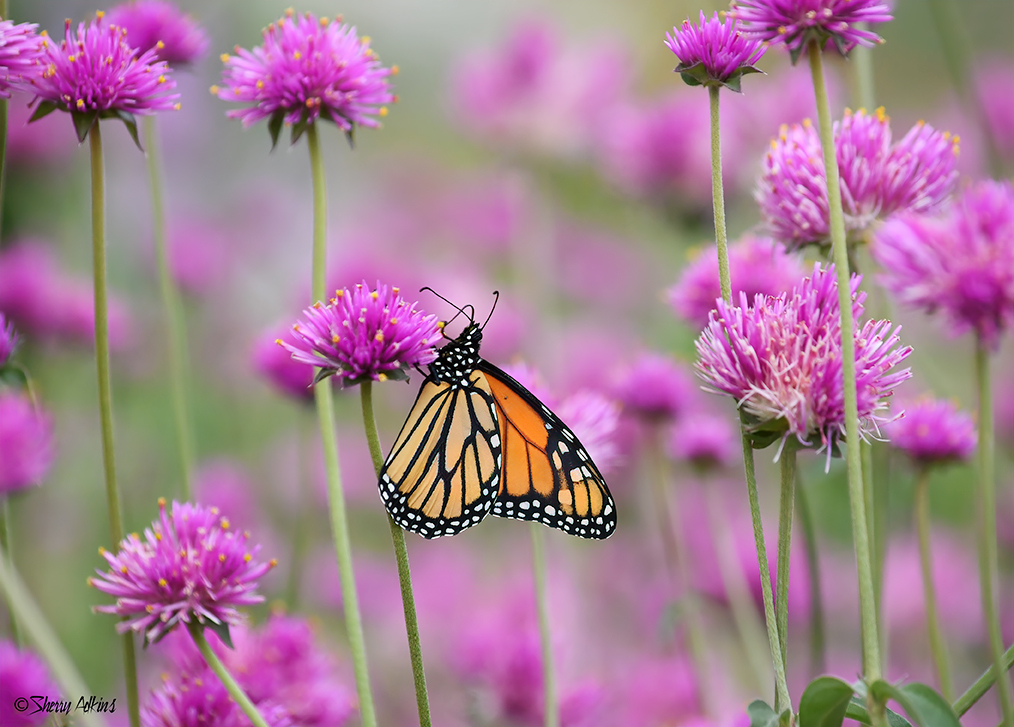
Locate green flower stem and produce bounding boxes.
[188,624,271,727]
[89,123,141,727]
[708,85,731,303]
[850,25,877,111]
[954,643,1014,717]
[795,471,826,676]
[359,380,432,727]
[975,338,1014,727]
[861,442,885,660]
[143,115,195,499]
[742,437,792,713]
[807,41,883,690]
[914,467,952,700]
[0,542,107,727]
[0,497,19,644]
[530,524,559,727]
[305,122,377,727]
[775,444,797,673]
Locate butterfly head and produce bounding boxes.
[430,322,483,387]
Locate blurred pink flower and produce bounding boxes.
[0,313,16,366]
[143,664,293,727]
[558,390,622,475]
[612,353,697,423]
[163,221,234,295]
[0,641,61,727]
[668,412,738,471]
[107,0,210,66]
[976,60,1014,162]
[253,325,315,401]
[886,396,977,466]
[0,391,55,494]
[606,656,700,727]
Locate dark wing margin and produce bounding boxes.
[478,361,617,540]
[378,373,502,539]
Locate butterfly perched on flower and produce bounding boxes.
[378,293,617,540]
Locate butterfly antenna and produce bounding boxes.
[420,286,475,328]
[481,290,500,330]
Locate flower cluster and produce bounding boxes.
[0,392,55,495]
[664,11,765,92]
[90,499,276,644]
[216,10,395,145]
[730,0,893,62]
[669,414,738,471]
[0,19,43,98]
[887,397,977,467]
[695,264,912,463]
[613,353,697,422]
[0,641,60,727]
[281,281,442,387]
[107,0,209,66]
[759,108,959,250]
[142,668,293,727]
[874,179,1014,350]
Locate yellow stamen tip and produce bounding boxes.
[157,40,165,49]
[220,53,230,63]
[391,65,400,75]
[379,107,388,117]
[96,10,105,19]
[209,85,220,94]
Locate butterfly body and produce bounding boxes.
[378,321,616,540]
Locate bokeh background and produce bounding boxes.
[2,0,1012,725]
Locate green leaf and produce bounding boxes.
[344,126,356,150]
[722,65,764,94]
[798,677,854,727]
[205,620,234,650]
[28,100,60,123]
[0,365,28,391]
[71,110,98,143]
[105,110,141,151]
[870,681,961,727]
[747,700,780,727]
[845,696,912,727]
[267,110,285,150]
[290,118,309,146]
[311,367,337,386]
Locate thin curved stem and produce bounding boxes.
[914,468,952,700]
[306,123,377,727]
[143,115,194,499]
[775,445,797,678]
[795,474,826,677]
[954,644,1014,717]
[360,380,432,727]
[975,338,1014,727]
[530,524,559,727]
[708,86,731,303]
[89,123,141,727]
[189,624,270,727]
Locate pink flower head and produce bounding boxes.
[281,281,442,387]
[669,413,738,471]
[668,234,807,329]
[613,353,696,422]
[0,312,17,366]
[142,666,293,727]
[695,264,912,464]
[759,109,959,250]
[729,0,893,63]
[90,499,276,645]
[0,19,44,99]
[0,641,61,727]
[886,397,976,467]
[24,12,179,144]
[874,179,1014,350]
[0,391,55,495]
[216,10,395,147]
[664,11,766,92]
[106,0,209,66]
[253,325,315,401]
[976,61,1014,163]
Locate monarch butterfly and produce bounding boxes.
[378,292,617,540]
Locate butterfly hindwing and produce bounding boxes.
[479,361,617,540]
[378,371,502,539]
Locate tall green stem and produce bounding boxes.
[954,644,1014,717]
[359,380,432,727]
[974,339,1014,726]
[708,86,731,303]
[0,543,107,727]
[89,124,141,727]
[530,524,559,727]
[0,497,19,644]
[143,116,194,499]
[189,624,271,727]
[305,123,377,727]
[850,25,877,111]
[807,42,882,687]
[914,468,952,700]
[775,445,797,674]
[795,475,826,676]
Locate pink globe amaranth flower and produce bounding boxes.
[0,312,17,366]
[106,0,209,66]
[759,109,959,251]
[874,179,1014,351]
[0,19,44,99]
[668,233,807,329]
[142,666,293,727]
[281,281,442,387]
[90,498,276,645]
[0,641,61,727]
[976,61,1014,162]
[695,264,912,463]
[612,353,697,422]
[216,10,395,147]
[665,11,766,92]
[729,0,892,63]
[886,397,976,466]
[253,325,315,401]
[669,413,738,471]
[24,13,179,144]
[0,391,55,495]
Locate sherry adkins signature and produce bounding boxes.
[12,695,117,716]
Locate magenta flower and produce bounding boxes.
[254,326,315,401]
[142,666,293,727]
[24,12,179,144]
[886,397,976,467]
[668,234,807,329]
[216,10,395,148]
[106,0,209,66]
[0,19,43,99]
[664,11,766,92]
[695,264,912,463]
[0,641,61,727]
[90,499,276,644]
[0,313,17,367]
[874,179,1014,350]
[759,109,959,250]
[669,413,738,471]
[729,0,893,63]
[281,281,442,387]
[976,61,1014,163]
[0,391,55,495]
[613,353,696,422]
